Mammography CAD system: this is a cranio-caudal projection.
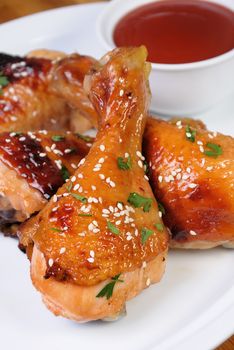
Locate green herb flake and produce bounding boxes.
[96,274,124,300]
[51,135,65,142]
[158,202,165,215]
[185,125,196,142]
[78,213,92,217]
[154,223,164,232]
[127,192,153,212]
[60,165,70,181]
[50,227,62,232]
[71,193,87,203]
[107,221,120,235]
[204,142,222,158]
[76,133,93,143]
[141,228,154,244]
[66,182,73,192]
[143,160,149,175]
[117,156,132,170]
[0,73,9,95]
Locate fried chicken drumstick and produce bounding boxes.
[20,47,168,322]
[0,130,92,230]
[143,118,234,249]
[0,51,98,133]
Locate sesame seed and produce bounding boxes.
[142,261,147,268]
[100,145,105,152]
[125,152,129,158]
[60,247,66,254]
[110,181,116,188]
[79,158,85,166]
[138,160,143,168]
[78,174,83,179]
[117,202,123,210]
[199,146,204,153]
[53,195,58,203]
[146,278,151,286]
[91,185,96,190]
[39,153,46,157]
[55,160,62,170]
[119,89,124,96]
[176,173,182,180]
[93,228,100,233]
[48,258,54,267]
[73,184,80,191]
[190,230,197,236]
[87,257,94,263]
[90,250,95,258]
[182,174,189,180]
[98,157,105,163]
[71,176,76,182]
[158,175,163,183]
[188,183,197,189]
[99,174,105,180]
[206,166,213,171]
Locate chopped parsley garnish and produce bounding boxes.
[76,133,93,143]
[185,125,196,142]
[96,274,124,300]
[50,227,62,232]
[127,192,152,212]
[143,160,149,175]
[51,135,65,142]
[204,142,222,158]
[78,213,92,217]
[158,202,165,215]
[141,228,154,244]
[71,193,87,203]
[154,223,164,232]
[117,156,132,170]
[60,165,70,181]
[66,183,72,192]
[107,221,120,235]
[0,73,9,94]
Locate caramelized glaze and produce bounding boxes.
[143,118,234,245]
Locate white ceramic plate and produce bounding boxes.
[0,3,233,350]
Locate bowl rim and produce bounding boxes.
[97,0,234,71]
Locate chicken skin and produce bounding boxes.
[20,47,168,322]
[0,51,98,133]
[0,130,92,230]
[143,118,234,249]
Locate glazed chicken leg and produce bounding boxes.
[21,47,168,322]
[0,130,92,232]
[143,118,234,249]
[0,51,98,133]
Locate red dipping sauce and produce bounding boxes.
[113,0,234,64]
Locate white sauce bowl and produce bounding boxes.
[97,0,234,116]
